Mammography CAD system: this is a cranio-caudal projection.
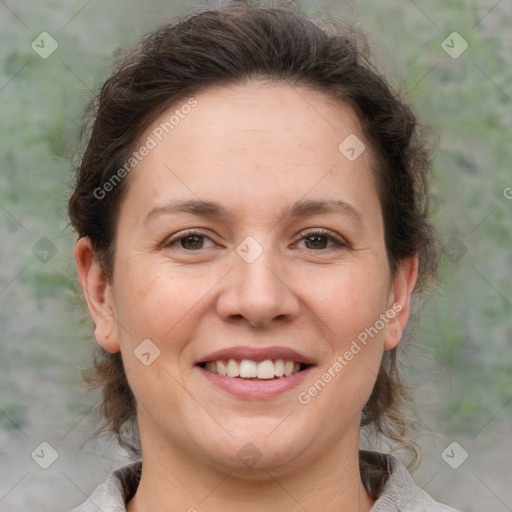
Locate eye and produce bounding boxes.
[162,228,348,252]
[296,229,347,250]
[163,230,216,251]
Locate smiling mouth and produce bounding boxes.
[199,359,311,380]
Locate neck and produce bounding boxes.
[127,426,375,512]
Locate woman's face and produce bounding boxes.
[78,81,417,475]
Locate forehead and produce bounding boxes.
[118,81,379,227]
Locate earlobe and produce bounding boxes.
[74,237,120,354]
[383,255,419,351]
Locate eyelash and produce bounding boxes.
[162,228,348,252]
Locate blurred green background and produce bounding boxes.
[1,1,510,510]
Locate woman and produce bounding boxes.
[68,3,458,511]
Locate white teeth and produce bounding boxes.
[257,360,275,379]
[240,359,258,378]
[204,358,304,379]
[226,358,240,377]
[216,360,226,376]
[284,360,294,377]
[274,359,284,377]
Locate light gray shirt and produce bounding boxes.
[70,451,460,511]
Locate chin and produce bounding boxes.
[197,417,312,475]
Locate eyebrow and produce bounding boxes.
[143,198,363,226]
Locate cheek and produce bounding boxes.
[112,260,214,351]
[297,270,387,427]
[297,262,391,342]
[295,262,390,402]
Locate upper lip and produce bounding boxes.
[197,346,315,365]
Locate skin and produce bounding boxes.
[75,81,418,512]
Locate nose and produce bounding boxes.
[216,243,301,329]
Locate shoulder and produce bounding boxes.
[69,460,142,512]
[360,450,461,512]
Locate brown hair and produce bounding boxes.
[68,1,438,467]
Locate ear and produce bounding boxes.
[383,255,419,351]
[74,237,120,353]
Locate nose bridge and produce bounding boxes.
[236,240,280,295]
[217,234,300,327]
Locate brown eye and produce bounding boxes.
[304,234,329,250]
[163,231,216,251]
[180,235,204,250]
[297,229,346,251]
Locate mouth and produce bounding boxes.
[198,358,311,380]
[195,346,315,397]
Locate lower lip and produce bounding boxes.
[197,365,313,400]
